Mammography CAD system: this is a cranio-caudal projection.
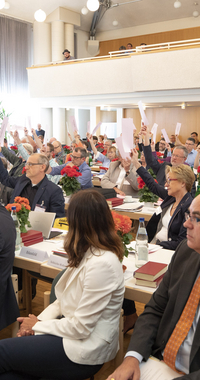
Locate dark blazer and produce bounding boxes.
[0,204,19,330]
[128,239,200,379]
[0,159,65,218]
[143,144,196,197]
[137,166,193,250]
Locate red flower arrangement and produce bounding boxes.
[6,196,31,233]
[10,145,18,154]
[22,167,26,175]
[111,211,133,257]
[156,152,164,158]
[137,168,159,204]
[60,165,82,196]
[63,145,71,154]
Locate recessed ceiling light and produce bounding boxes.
[112,20,118,26]
[193,10,199,16]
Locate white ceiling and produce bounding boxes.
[0,0,199,33]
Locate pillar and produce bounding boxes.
[40,108,53,141]
[51,20,65,62]
[53,108,66,143]
[64,24,74,56]
[33,21,51,65]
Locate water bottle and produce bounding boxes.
[11,206,21,251]
[135,217,148,268]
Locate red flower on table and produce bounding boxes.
[61,165,82,178]
[22,167,26,175]
[156,152,164,158]
[197,166,200,174]
[137,177,145,189]
[111,211,132,235]
[10,145,18,151]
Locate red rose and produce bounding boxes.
[22,167,26,175]
[137,177,145,189]
[197,166,200,173]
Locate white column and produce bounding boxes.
[53,108,66,143]
[33,22,51,65]
[51,20,65,62]
[40,108,53,140]
[64,24,74,56]
[117,108,123,136]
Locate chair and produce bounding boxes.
[44,269,124,380]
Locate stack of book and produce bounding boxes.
[21,230,43,247]
[134,261,168,288]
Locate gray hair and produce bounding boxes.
[74,147,87,159]
[23,143,33,155]
[174,145,188,159]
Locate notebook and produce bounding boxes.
[28,211,56,239]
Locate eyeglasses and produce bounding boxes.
[165,178,178,184]
[71,155,82,159]
[26,163,43,167]
[171,154,185,159]
[185,142,194,146]
[185,211,200,224]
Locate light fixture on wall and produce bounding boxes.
[181,102,186,109]
[87,0,100,12]
[34,9,46,22]
[0,0,5,9]
[174,0,181,8]
[193,2,199,17]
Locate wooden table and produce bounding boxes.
[14,240,174,312]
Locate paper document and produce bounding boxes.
[175,122,181,136]
[151,123,158,144]
[138,101,149,126]
[91,122,102,136]
[161,129,170,144]
[140,357,182,379]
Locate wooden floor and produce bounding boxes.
[0,280,145,380]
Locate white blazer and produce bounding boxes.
[33,248,125,365]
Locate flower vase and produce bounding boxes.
[144,202,154,208]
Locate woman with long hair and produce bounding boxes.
[0,189,125,380]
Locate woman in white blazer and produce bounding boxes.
[0,189,125,380]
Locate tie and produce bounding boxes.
[163,275,200,372]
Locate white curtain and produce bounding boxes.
[0,15,33,95]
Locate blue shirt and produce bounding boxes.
[50,161,93,189]
[185,149,197,167]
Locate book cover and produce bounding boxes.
[134,261,167,281]
[21,230,43,242]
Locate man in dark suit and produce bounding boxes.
[0,204,19,330]
[0,153,65,218]
[107,195,200,380]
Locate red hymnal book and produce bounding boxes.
[21,230,43,246]
[134,261,167,281]
[107,198,124,207]
[135,273,165,288]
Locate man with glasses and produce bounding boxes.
[185,138,197,167]
[0,153,65,217]
[141,126,196,197]
[48,147,92,190]
[107,194,200,380]
[52,140,66,165]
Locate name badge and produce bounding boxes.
[34,204,46,212]
[47,254,68,270]
[20,246,48,262]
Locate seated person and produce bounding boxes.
[0,203,20,331]
[0,153,65,218]
[0,189,124,380]
[131,148,194,250]
[89,135,118,172]
[49,147,93,190]
[101,153,138,197]
[107,195,200,380]
[0,157,13,206]
[0,143,33,177]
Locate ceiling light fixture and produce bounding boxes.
[34,9,46,22]
[81,6,89,14]
[112,20,118,26]
[0,0,5,9]
[193,10,199,16]
[174,0,181,8]
[4,1,10,9]
[87,0,100,12]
